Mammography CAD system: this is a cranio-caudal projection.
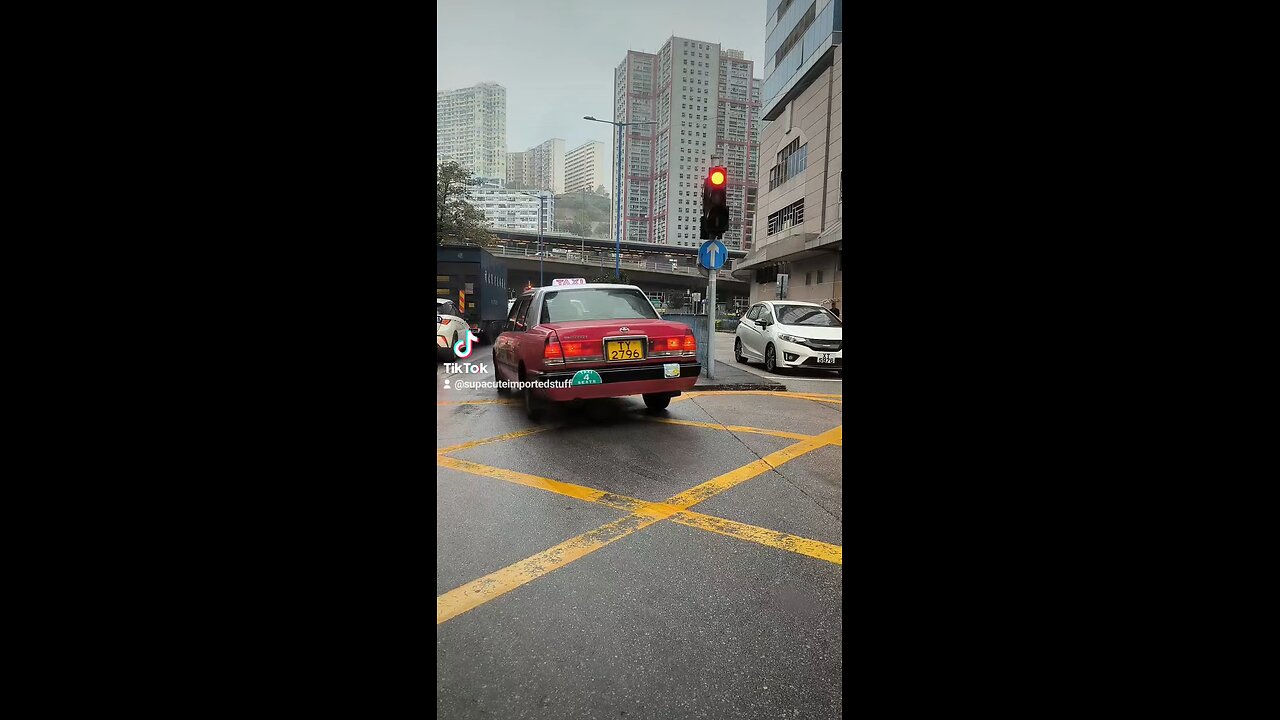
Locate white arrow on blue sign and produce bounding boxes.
[699,239,728,270]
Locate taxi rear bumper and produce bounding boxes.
[532,362,701,401]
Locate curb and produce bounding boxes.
[693,382,788,392]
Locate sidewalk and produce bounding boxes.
[694,361,786,391]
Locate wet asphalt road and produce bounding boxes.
[436,338,843,720]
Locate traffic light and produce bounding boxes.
[700,165,729,239]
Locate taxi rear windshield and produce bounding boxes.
[541,288,658,322]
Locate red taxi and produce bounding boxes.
[492,283,702,420]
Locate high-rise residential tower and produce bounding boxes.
[611,37,761,250]
[437,82,507,184]
[565,140,607,195]
[505,139,566,193]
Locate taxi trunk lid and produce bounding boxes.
[542,319,694,366]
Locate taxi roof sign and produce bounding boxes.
[551,278,587,286]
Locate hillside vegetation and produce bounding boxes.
[553,191,611,238]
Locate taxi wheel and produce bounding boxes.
[524,387,543,421]
[643,393,671,411]
[520,365,543,421]
[764,344,778,374]
[734,337,748,364]
[494,352,509,394]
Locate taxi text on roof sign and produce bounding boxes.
[552,278,587,286]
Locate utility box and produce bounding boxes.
[776,273,789,299]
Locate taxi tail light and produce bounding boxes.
[562,340,603,360]
[543,335,565,363]
[649,336,684,356]
[682,330,696,353]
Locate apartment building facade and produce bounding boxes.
[611,37,761,250]
[437,83,507,184]
[565,140,607,195]
[506,150,533,188]
[732,0,842,313]
[467,182,554,232]
[505,138,566,193]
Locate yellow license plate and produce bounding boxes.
[606,339,646,361]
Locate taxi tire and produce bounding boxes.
[520,365,544,421]
[494,352,509,394]
[765,343,778,374]
[643,393,671,411]
[734,337,748,364]
[524,387,544,421]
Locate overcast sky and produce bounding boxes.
[437,0,767,153]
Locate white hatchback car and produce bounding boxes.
[734,300,842,375]
[437,298,466,360]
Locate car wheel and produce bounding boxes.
[494,352,509,394]
[765,343,778,374]
[520,365,543,421]
[643,393,671,411]
[734,337,748,364]
[524,387,543,421]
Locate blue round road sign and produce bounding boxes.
[699,239,728,270]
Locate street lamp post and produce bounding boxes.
[518,190,548,286]
[584,115,657,280]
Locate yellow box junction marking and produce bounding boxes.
[435,394,843,624]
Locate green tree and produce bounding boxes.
[437,161,495,246]
[564,217,592,237]
[591,270,631,284]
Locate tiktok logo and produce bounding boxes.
[453,330,480,359]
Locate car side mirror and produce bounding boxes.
[437,314,442,324]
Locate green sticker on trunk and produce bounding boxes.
[571,370,602,386]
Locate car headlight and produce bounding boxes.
[778,333,807,345]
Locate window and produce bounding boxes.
[766,199,805,235]
[817,270,823,284]
[805,272,812,285]
[754,266,779,284]
[774,304,840,327]
[539,288,659,322]
[511,296,532,331]
[746,305,761,320]
[769,139,808,190]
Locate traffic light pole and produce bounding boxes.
[707,261,716,381]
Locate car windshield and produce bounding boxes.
[775,305,841,327]
[541,288,658,322]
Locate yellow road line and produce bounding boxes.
[437,454,684,519]
[436,426,549,455]
[671,511,842,565]
[436,406,844,623]
[639,416,815,442]
[436,399,521,406]
[439,452,844,567]
[664,426,842,509]
[436,513,663,624]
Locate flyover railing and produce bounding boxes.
[487,244,735,280]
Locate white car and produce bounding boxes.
[437,298,466,359]
[734,300,842,375]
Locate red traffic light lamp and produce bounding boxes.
[701,166,730,239]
